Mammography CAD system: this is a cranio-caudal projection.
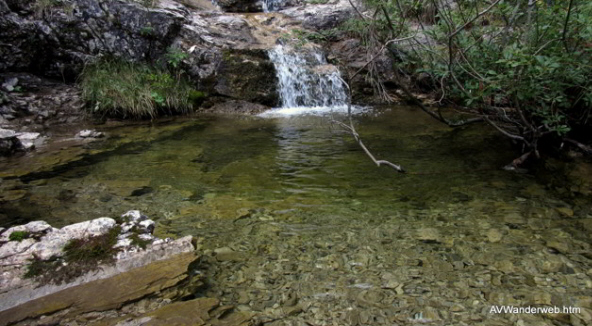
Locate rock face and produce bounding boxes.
[215,0,263,12]
[0,0,183,80]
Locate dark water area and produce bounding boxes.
[1,106,591,325]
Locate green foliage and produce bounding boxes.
[81,59,197,118]
[292,29,340,44]
[139,25,155,37]
[355,0,592,148]
[165,47,188,69]
[9,231,29,242]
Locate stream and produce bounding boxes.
[1,106,591,325]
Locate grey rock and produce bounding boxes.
[281,0,354,30]
[1,77,18,92]
[0,221,52,242]
[0,128,19,156]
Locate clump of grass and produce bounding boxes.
[81,59,197,119]
[9,231,30,242]
[24,226,122,285]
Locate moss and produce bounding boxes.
[9,231,29,242]
[188,90,206,106]
[24,226,122,285]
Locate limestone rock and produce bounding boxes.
[0,249,198,325]
[0,221,52,242]
[281,0,354,30]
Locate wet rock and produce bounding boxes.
[213,49,279,107]
[546,240,570,254]
[416,228,441,242]
[0,246,197,325]
[0,128,20,156]
[486,228,503,243]
[115,297,254,326]
[216,0,263,12]
[281,0,354,30]
[214,247,244,262]
[556,207,574,218]
[1,77,18,92]
[131,186,154,197]
[76,129,104,139]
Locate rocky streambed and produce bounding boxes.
[1,109,590,325]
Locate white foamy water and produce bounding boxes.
[258,104,367,118]
[264,45,349,114]
[262,0,285,12]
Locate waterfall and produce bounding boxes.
[262,0,284,12]
[267,45,348,109]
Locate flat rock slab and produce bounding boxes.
[105,297,254,326]
[0,250,197,325]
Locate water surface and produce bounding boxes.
[1,106,591,325]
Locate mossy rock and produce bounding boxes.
[214,49,279,107]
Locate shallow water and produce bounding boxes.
[1,106,591,325]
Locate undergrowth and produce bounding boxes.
[81,59,198,119]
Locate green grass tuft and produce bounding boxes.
[81,59,197,119]
[9,231,30,242]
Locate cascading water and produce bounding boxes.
[267,45,348,109]
[262,0,285,12]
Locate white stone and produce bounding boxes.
[0,239,36,260]
[76,129,104,138]
[0,128,16,138]
[138,234,154,241]
[0,221,52,242]
[31,218,116,260]
[114,238,133,248]
[138,219,156,234]
[122,210,147,223]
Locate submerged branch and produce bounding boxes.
[334,76,406,173]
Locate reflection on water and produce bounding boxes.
[1,106,591,325]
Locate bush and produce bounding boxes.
[81,59,197,119]
[345,0,592,160]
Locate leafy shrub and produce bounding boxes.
[81,59,197,118]
[345,0,592,158]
